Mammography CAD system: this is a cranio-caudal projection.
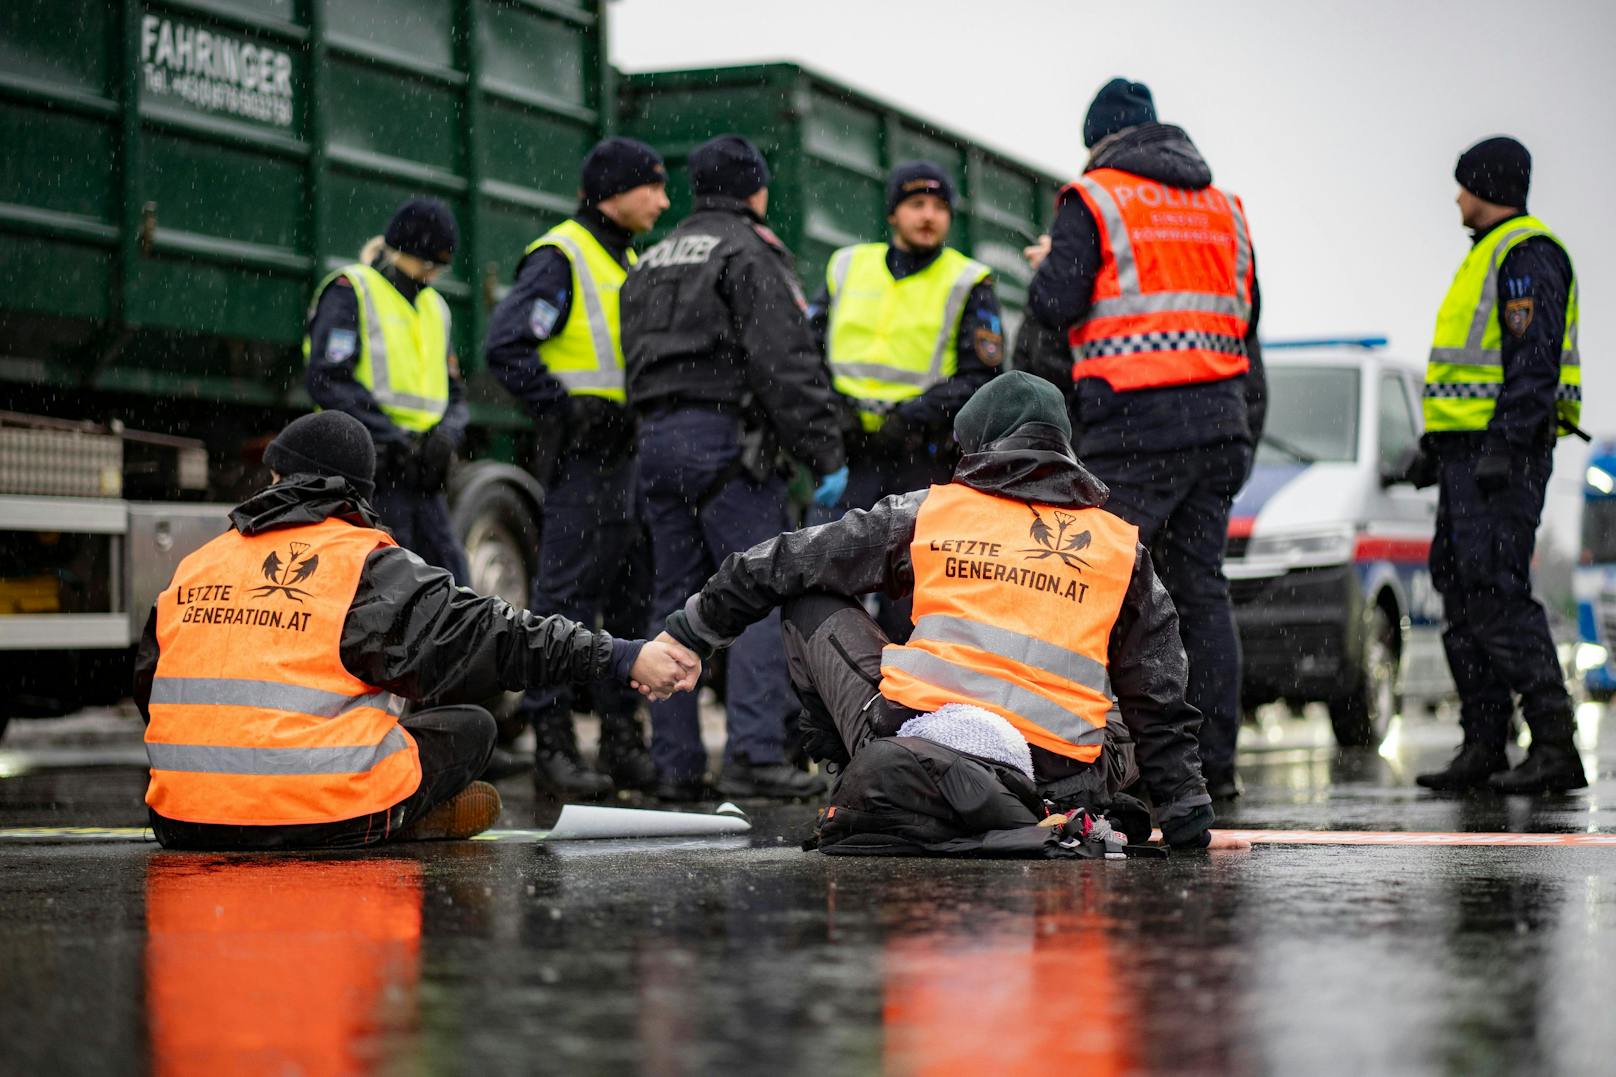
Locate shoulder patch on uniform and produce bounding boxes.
[751,223,785,251]
[974,326,1005,367]
[325,328,357,363]
[1503,296,1534,338]
[529,298,561,340]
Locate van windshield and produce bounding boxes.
[1256,365,1360,466]
[1584,499,1616,565]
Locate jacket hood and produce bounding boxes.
[953,422,1111,508]
[1085,123,1213,190]
[229,474,385,536]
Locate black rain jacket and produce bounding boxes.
[666,423,1210,823]
[133,475,625,720]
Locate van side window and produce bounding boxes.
[1378,373,1418,472]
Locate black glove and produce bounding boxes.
[875,408,927,459]
[1160,803,1215,850]
[1404,448,1440,490]
[382,438,419,490]
[568,395,635,464]
[415,426,455,494]
[1474,441,1512,496]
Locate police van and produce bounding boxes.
[1226,339,1452,747]
[1574,441,1616,699]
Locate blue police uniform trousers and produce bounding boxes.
[521,451,646,729]
[1081,439,1251,778]
[372,480,471,587]
[1430,439,1573,747]
[638,408,796,781]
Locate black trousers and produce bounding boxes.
[1081,440,1249,778]
[1431,442,1573,748]
[150,705,497,850]
[780,593,1135,804]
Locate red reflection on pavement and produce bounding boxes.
[144,856,423,1076]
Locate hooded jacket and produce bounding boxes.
[132,475,638,720]
[664,423,1209,822]
[1024,123,1266,458]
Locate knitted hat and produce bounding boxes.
[264,411,377,498]
[580,137,666,205]
[886,160,956,214]
[688,134,771,199]
[954,371,1073,454]
[1083,77,1156,148]
[1455,136,1531,209]
[384,197,458,264]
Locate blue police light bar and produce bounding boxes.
[1260,337,1389,350]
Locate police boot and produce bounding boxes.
[715,754,828,800]
[533,716,613,800]
[1414,741,1510,791]
[1488,742,1588,795]
[597,713,658,793]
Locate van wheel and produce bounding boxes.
[1329,604,1400,747]
[456,483,540,743]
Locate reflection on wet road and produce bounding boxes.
[2,707,1614,1074]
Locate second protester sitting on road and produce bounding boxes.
[807,160,1004,640]
[486,137,670,799]
[621,134,847,801]
[305,197,473,586]
[658,372,1216,851]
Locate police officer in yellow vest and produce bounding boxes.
[486,138,670,797]
[808,161,1003,637]
[1407,137,1586,794]
[306,197,471,586]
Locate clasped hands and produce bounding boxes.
[628,631,704,702]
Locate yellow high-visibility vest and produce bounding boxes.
[524,219,635,403]
[303,263,450,433]
[1424,215,1580,433]
[825,243,990,430]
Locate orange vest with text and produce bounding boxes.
[145,517,420,826]
[880,484,1138,763]
[1065,168,1255,391]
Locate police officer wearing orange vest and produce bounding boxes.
[133,411,700,850]
[659,372,1215,850]
[1023,78,1263,799]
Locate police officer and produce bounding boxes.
[807,161,1003,637]
[1411,136,1585,794]
[1022,78,1263,800]
[621,134,847,800]
[305,197,471,585]
[486,138,669,798]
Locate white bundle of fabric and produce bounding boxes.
[897,703,1034,781]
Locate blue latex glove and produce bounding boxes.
[812,465,849,508]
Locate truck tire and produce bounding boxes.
[1329,603,1400,747]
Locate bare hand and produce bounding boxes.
[629,635,702,701]
[1022,233,1052,271]
[1206,831,1252,852]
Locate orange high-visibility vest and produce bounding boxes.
[1065,168,1255,392]
[880,484,1138,763]
[145,516,420,826]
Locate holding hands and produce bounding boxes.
[629,632,703,701]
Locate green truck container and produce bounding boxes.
[618,63,1067,336]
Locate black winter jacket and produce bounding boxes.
[664,424,1210,822]
[620,195,845,477]
[1026,124,1266,458]
[133,475,638,720]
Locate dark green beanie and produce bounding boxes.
[953,371,1072,454]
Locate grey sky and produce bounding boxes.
[612,0,1613,550]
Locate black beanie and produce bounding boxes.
[954,371,1073,454]
[886,160,956,214]
[580,137,666,205]
[264,411,377,499]
[688,134,771,200]
[1083,77,1156,149]
[384,197,458,264]
[1455,136,1531,209]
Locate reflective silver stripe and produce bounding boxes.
[1076,176,1138,293]
[925,262,985,385]
[1427,349,1503,367]
[1088,291,1251,321]
[150,677,403,719]
[1565,278,1581,367]
[349,271,450,417]
[910,614,1111,696]
[547,233,625,394]
[1229,196,1253,305]
[883,647,1107,746]
[830,361,934,388]
[829,247,854,301]
[147,727,411,776]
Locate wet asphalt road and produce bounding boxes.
[2,706,1614,1076]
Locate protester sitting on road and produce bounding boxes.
[134,411,700,851]
[657,372,1215,851]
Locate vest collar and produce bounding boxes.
[230,475,384,536]
[953,423,1112,508]
[1468,210,1529,247]
[573,207,635,264]
[886,243,944,280]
